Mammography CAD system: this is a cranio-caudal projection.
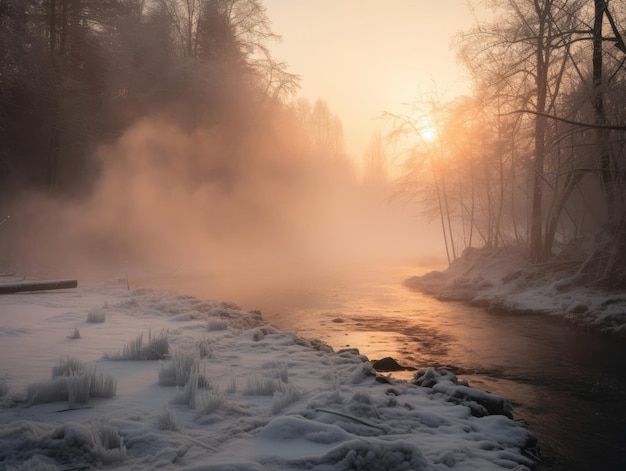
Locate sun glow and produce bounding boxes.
[419,119,437,143]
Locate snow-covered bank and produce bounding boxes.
[405,246,626,338]
[0,281,537,470]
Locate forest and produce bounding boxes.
[391,0,626,289]
[0,0,376,277]
[1,0,625,289]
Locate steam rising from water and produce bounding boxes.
[2,115,441,301]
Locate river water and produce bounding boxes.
[164,262,626,470]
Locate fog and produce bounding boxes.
[1,111,443,304]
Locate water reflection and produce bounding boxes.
[156,263,626,470]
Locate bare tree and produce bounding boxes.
[363,131,388,187]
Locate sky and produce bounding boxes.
[263,0,478,162]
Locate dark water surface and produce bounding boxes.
[165,263,626,470]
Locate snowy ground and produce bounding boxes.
[0,278,537,470]
[405,246,626,338]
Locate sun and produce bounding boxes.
[418,119,437,142]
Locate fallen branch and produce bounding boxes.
[55,406,93,413]
[315,408,388,432]
[0,279,78,294]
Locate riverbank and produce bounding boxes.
[405,246,626,338]
[0,280,538,470]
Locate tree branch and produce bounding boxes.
[503,109,626,130]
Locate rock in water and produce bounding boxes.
[372,357,416,372]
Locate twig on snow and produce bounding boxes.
[315,408,388,432]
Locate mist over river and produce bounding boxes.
[158,262,626,470]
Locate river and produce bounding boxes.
[163,262,626,470]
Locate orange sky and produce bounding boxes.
[263,0,477,163]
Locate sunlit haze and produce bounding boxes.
[264,0,475,159]
[2,3,626,469]
[0,0,463,303]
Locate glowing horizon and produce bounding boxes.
[263,0,476,163]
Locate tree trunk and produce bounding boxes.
[593,0,614,221]
[529,1,551,263]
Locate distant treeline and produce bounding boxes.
[0,1,401,277]
[0,0,356,198]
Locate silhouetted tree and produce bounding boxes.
[362,131,388,188]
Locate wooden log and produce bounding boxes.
[0,279,78,294]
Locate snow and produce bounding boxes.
[406,246,626,337]
[0,278,536,470]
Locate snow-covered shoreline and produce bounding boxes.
[405,246,626,338]
[0,281,538,470]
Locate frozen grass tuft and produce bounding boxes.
[242,363,290,397]
[6,455,60,470]
[174,374,211,409]
[96,421,126,462]
[198,389,224,415]
[270,361,289,383]
[0,377,8,397]
[174,373,200,408]
[91,370,117,399]
[197,338,215,358]
[352,390,372,404]
[226,376,237,394]
[52,356,84,379]
[6,422,125,468]
[87,306,106,323]
[159,350,210,390]
[26,377,68,405]
[159,350,198,386]
[27,357,116,405]
[67,328,81,340]
[207,318,229,331]
[271,384,302,414]
[156,404,179,431]
[104,330,169,360]
[243,375,287,396]
[67,367,93,405]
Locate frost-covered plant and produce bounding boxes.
[174,373,199,408]
[207,318,229,331]
[197,338,214,358]
[27,377,69,405]
[95,421,126,462]
[104,330,169,360]
[198,389,224,415]
[0,377,8,397]
[27,358,116,405]
[8,422,126,468]
[174,361,212,408]
[67,328,81,339]
[352,390,372,404]
[271,384,302,414]
[244,375,287,396]
[87,306,106,323]
[260,361,289,383]
[156,404,179,431]
[6,455,60,470]
[91,371,117,399]
[159,352,210,391]
[271,362,289,383]
[159,350,198,386]
[226,376,237,394]
[52,356,84,379]
[67,367,94,405]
